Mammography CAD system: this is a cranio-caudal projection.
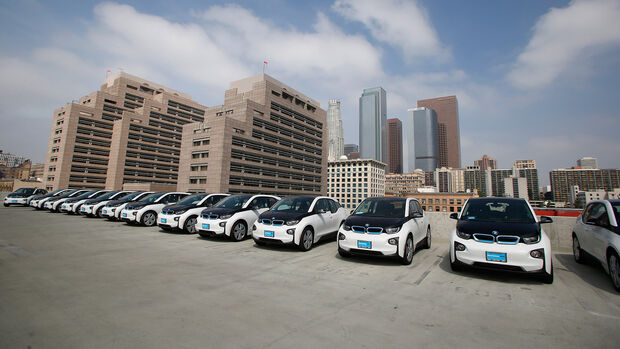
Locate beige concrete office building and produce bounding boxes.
[385,170,425,195]
[327,159,386,210]
[177,74,327,196]
[43,72,207,191]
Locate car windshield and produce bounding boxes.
[352,198,406,218]
[271,197,314,212]
[49,189,65,195]
[95,192,118,200]
[216,195,252,209]
[122,192,144,201]
[613,204,620,224]
[14,188,35,195]
[75,191,97,199]
[178,194,207,205]
[460,200,535,223]
[139,193,164,204]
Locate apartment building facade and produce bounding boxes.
[327,159,386,210]
[550,168,620,203]
[413,192,478,213]
[43,73,207,191]
[178,74,327,196]
[385,170,425,195]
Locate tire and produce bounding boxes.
[3,204,8,207]
[450,259,463,272]
[338,246,351,258]
[401,235,414,265]
[573,235,585,264]
[299,228,314,252]
[141,211,157,227]
[96,207,104,218]
[423,227,431,249]
[184,216,198,234]
[540,262,554,284]
[608,252,620,292]
[230,221,247,241]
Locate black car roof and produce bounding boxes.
[466,197,526,204]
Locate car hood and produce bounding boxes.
[161,203,197,214]
[7,193,30,198]
[457,220,540,237]
[345,215,408,228]
[258,211,312,222]
[124,202,155,210]
[200,207,247,218]
[64,197,84,203]
[84,198,108,205]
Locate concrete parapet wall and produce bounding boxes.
[426,212,577,252]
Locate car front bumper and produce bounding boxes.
[253,223,297,244]
[196,217,227,236]
[337,229,400,257]
[4,197,27,205]
[120,209,138,222]
[158,214,181,229]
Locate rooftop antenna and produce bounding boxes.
[263,61,268,74]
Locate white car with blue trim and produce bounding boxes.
[196,194,280,241]
[157,193,229,233]
[61,190,110,214]
[337,197,430,265]
[45,190,89,212]
[30,189,72,209]
[101,191,154,220]
[253,196,347,251]
[449,197,554,283]
[4,188,47,207]
[120,192,190,226]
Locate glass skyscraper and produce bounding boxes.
[405,107,439,172]
[358,87,387,163]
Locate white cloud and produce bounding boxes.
[332,0,448,61]
[508,0,620,89]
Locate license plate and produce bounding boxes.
[202,223,210,229]
[122,213,127,217]
[12,200,17,203]
[102,210,107,214]
[161,218,167,223]
[264,230,274,237]
[357,240,372,249]
[81,207,86,211]
[486,252,507,263]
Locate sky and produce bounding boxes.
[1,0,619,186]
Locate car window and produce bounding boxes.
[267,198,278,208]
[408,200,416,216]
[315,199,331,213]
[582,204,595,223]
[587,204,607,223]
[249,197,270,209]
[613,203,620,225]
[328,200,339,213]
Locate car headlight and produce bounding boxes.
[385,226,401,234]
[286,220,299,226]
[219,214,232,219]
[175,209,187,214]
[456,230,472,239]
[522,235,540,244]
[342,224,351,231]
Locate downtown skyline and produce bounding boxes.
[1,0,619,186]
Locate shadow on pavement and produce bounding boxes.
[554,253,617,293]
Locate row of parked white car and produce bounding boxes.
[4,187,619,289]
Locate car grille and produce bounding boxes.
[201,214,219,219]
[162,208,175,215]
[261,219,284,226]
[351,226,383,234]
[472,233,520,244]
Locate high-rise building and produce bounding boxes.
[0,151,27,168]
[474,154,497,170]
[327,158,386,211]
[550,168,620,203]
[344,144,358,157]
[434,167,465,193]
[327,99,344,161]
[42,72,207,191]
[416,192,477,213]
[417,95,461,168]
[464,168,490,197]
[577,157,598,169]
[406,107,439,172]
[504,177,528,199]
[516,168,540,201]
[359,87,387,163]
[387,118,403,173]
[178,74,327,195]
[514,159,536,169]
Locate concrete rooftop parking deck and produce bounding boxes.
[1,204,619,348]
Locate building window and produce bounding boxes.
[192,138,210,146]
[54,128,62,134]
[51,147,59,153]
[56,119,64,126]
[47,176,54,181]
[190,164,208,171]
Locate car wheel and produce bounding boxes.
[338,246,351,258]
[573,235,585,264]
[608,252,620,292]
[299,228,314,252]
[184,216,198,234]
[142,211,157,227]
[3,204,8,207]
[230,221,247,241]
[401,235,414,265]
[424,227,431,249]
[540,262,554,284]
[96,207,104,218]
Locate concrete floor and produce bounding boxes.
[1,204,619,348]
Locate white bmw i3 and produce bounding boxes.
[196,194,280,241]
[120,192,190,227]
[80,191,134,217]
[101,191,154,220]
[449,197,554,283]
[157,193,229,233]
[337,197,431,265]
[253,196,347,251]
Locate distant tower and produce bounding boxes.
[405,107,439,172]
[359,87,387,163]
[474,154,497,170]
[417,96,461,168]
[387,118,403,173]
[327,99,344,161]
[577,157,598,169]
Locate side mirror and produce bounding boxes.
[539,216,553,224]
[411,212,423,219]
[316,208,326,214]
[252,205,260,210]
[449,213,459,220]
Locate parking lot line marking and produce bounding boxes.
[414,255,444,286]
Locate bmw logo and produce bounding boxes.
[365,223,370,227]
[272,217,275,220]
[492,231,499,236]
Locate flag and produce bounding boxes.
[264,61,268,65]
